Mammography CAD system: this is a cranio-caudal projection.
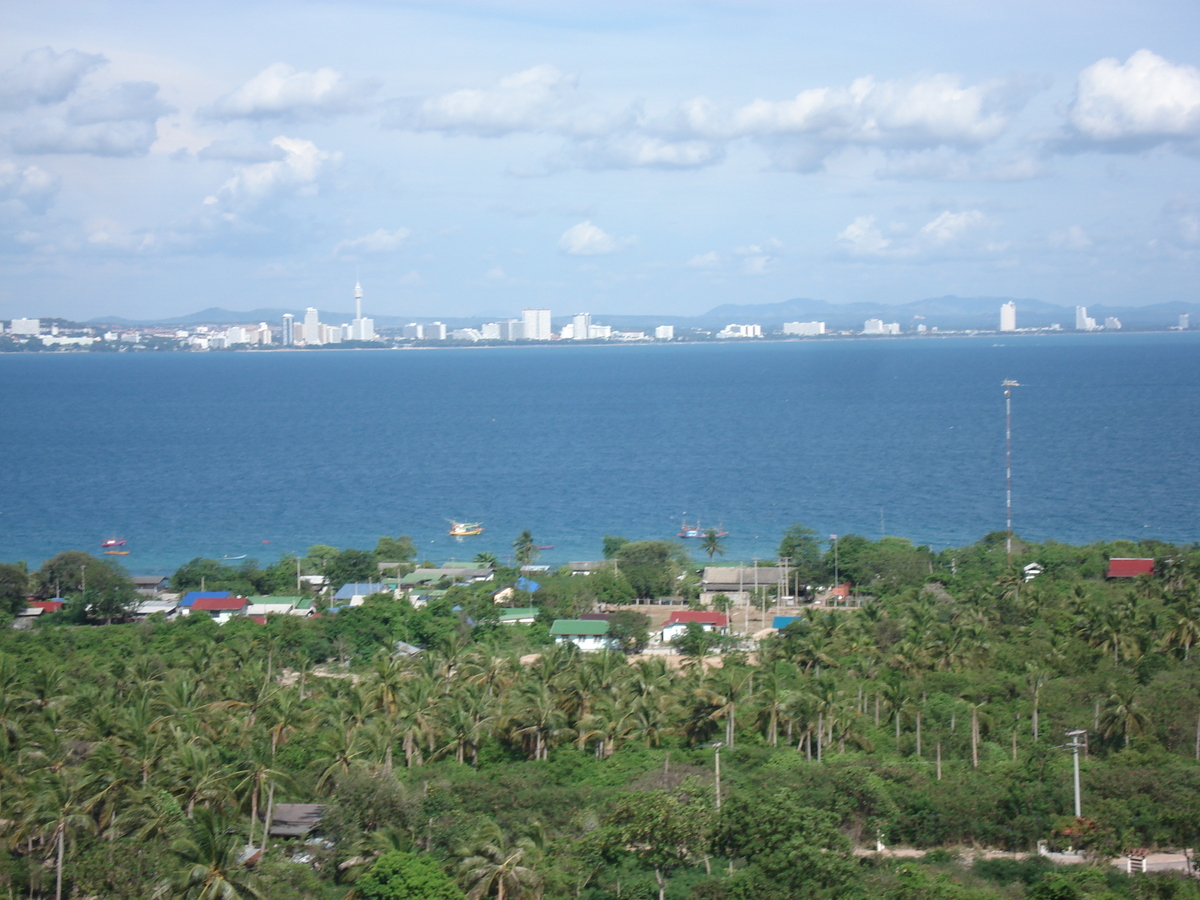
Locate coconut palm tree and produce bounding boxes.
[154,807,261,900]
[1099,689,1151,747]
[700,529,725,561]
[513,531,538,567]
[456,820,543,900]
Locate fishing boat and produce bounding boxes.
[104,550,130,556]
[678,520,728,539]
[448,521,484,537]
[101,538,126,548]
[222,554,247,561]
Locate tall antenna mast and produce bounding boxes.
[1002,379,1020,563]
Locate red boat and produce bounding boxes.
[101,538,126,548]
[678,521,728,539]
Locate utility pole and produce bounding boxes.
[1067,729,1086,817]
[1003,380,1020,563]
[831,535,839,593]
[712,742,723,810]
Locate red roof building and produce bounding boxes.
[1107,558,1154,578]
[190,596,249,613]
[29,600,64,612]
[666,611,729,628]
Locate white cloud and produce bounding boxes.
[1067,50,1200,147]
[722,74,1014,148]
[391,64,580,137]
[838,210,989,258]
[570,136,721,169]
[333,227,411,256]
[686,250,719,268]
[838,215,892,255]
[0,161,59,213]
[0,47,105,110]
[1049,225,1092,249]
[10,119,160,157]
[919,209,985,245]
[197,139,288,162]
[558,220,631,256]
[204,136,340,208]
[485,266,507,280]
[206,63,377,119]
[8,82,173,157]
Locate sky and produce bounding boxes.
[1,0,1199,321]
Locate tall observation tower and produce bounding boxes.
[351,282,375,341]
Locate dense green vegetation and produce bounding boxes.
[1,528,1200,899]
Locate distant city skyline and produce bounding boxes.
[1,1,1199,321]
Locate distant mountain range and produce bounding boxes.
[87,296,1200,332]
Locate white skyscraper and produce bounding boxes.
[1000,302,1016,332]
[304,307,321,344]
[350,282,375,341]
[522,308,552,340]
[282,314,294,346]
[572,312,591,340]
[1075,306,1097,331]
[258,322,272,345]
[655,325,675,340]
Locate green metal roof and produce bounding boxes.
[498,607,538,620]
[550,618,609,636]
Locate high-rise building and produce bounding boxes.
[426,322,447,340]
[402,323,423,340]
[1180,314,1190,330]
[862,318,885,335]
[999,302,1016,332]
[1104,317,1122,330]
[1075,306,1097,331]
[304,307,321,344]
[282,314,294,346]
[258,322,272,345]
[572,313,591,341]
[350,282,375,341]
[783,321,825,336]
[655,325,675,340]
[522,308,552,341]
[9,317,40,335]
[500,320,523,341]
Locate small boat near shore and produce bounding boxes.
[104,550,130,556]
[678,520,728,539]
[101,538,126,548]
[449,521,484,537]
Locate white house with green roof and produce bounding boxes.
[498,607,538,625]
[549,618,614,651]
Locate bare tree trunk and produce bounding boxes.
[1033,694,1039,742]
[55,826,64,900]
[971,708,979,768]
[1195,713,1200,761]
[816,713,822,762]
[915,711,922,757]
[874,694,880,727]
[936,742,942,780]
[261,782,276,858]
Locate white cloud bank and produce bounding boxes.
[387,65,1028,174]
[558,220,631,255]
[0,160,58,213]
[206,63,378,119]
[1065,50,1200,149]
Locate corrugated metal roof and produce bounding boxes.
[180,591,230,607]
[1107,558,1154,578]
[666,611,728,627]
[191,596,248,611]
[550,618,610,636]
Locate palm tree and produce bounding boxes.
[457,820,543,900]
[475,551,499,567]
[700,529,725,561]
[154,807,261,899]
[1162,604,1200,661]
[513,531,538,567]
[1099,689,1150,747]
[23,767,99,900]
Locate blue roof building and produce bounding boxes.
[332,583,391,606]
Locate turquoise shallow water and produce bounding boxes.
[0,333,1196,573]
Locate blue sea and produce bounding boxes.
[0,333,1197,574]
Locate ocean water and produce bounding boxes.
[0,333,1196,574]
